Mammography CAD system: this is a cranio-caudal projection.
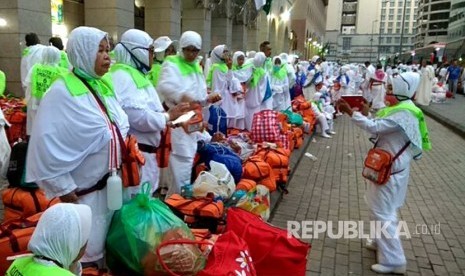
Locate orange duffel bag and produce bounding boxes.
[165,194,224,220]
[2,188,59,222]
[292,127,304,149]
[236,179,257,192]
[254,147,290,184]
[156,126,171,168]
[4,110,27,145]
[0,212,42,274]
[242,156,276,192]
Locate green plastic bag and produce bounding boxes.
[281,107,304,126]
[106,183,205,275]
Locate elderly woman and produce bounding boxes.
[25,46,68,135]
[26,26,129,265]
[206,45,244,129]
[338,72,431,275]
[109,29,188,200]
[7,203,92,275]
[157,31,220,196]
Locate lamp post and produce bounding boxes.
[433,24,438,43]
[399,0,407,56]
[370,19,378,62]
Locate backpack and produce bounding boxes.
[6,141,38,189]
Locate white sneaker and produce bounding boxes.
[371,264,406,275]
[328,130,336,135]
[321,132,332,139]
[365,239,377,251]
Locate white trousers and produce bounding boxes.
[166,154,194,197]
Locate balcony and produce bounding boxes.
[343,2,357,13]
[342,15,357,25]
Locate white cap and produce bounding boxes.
[153,36,178,53]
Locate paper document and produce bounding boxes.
[171,110,196,125]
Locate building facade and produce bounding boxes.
[0,0,326,96]
[415,0,451,48]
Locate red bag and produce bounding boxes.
[4,110,26,145]
[251,110,285,144]
[226,208,310,276]
[198,231,257,276]
[156,126,171,168]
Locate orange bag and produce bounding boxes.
[362,142,410,185]
[4,110,27,145]
[120,134,146,187]
[2,188,59,222]
[236,179,257,192]
[0,212,42,274]
[182,107,204,134]
[156,126,171,168]
[242,156,276,192]
[292,127,304,149]
[165,194,224,220]
[254,148,290,184]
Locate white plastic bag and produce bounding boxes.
[193,160,235,199]
[0,110,11,178]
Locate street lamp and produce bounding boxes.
[399,0,407,56]
[432,24,438,43]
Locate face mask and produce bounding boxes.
[273,65,280,73]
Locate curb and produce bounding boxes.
[420,106,465,138]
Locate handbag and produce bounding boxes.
[362,141,410,185]
[226,208,310,276]
[182,106,204,134]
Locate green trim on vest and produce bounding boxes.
[0,70,5,96]
[59,51,70,69]
[232,62,253,71]
[272,65,287,80]
[164,55,203,76]
[110,63,151,89]
[250,67,265,89]
[22,47,30,57]
[206,63,228,88]
[6,256,75,276]
[147,63,162,87]
[31,65,67,99]
[377,101,432,151]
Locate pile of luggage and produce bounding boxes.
[0,96,27,146]
[0,98,319,275]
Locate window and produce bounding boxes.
[395,37,400,43]
[388,22,394,27]
[397,15,402,20]
[382,1,387,7]
[388,28,393,34]
[396,28,400,33]
[402,37,408,43]
[381,9,386,16]
[404,28,409,34]
[390,8,394,14]
[379,37,384,43]
[342,37,351,50]
[389,15,394,20]
[398,8,403,14]
[396,22,401,27]
[386,37,392,43]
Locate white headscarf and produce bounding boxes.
[279,53,289,64]
[233,51,245,67]
[313,92,322,101]
[311,55,320,63]
[253,52,266,68]
[28,203,92,270]
[179,31,202,50]
[67,26,108,79]
[247,51,256,59]
[390,72,420,100]
[210,44,226,64]
[41,46,61,66]
[114,29,153,72]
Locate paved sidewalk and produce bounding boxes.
[271,115,465,276]
[419,95,465,137]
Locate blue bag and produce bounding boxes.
[197,142,242,184]
[207,105,227,136]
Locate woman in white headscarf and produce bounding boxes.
[25,46,68,135]
[7,203,92,275]
[415,60,435,106]
[147,36,177,89]
[109,29,189,200]
[26,26,129,265]
[157,31,220,196]
[206,45,244,129]
[431,77,447,103]
[270,56,290,111]
[338,72,431,275]
[244,52,272,130]
[232,51,253,84]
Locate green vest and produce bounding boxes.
[59,51,70,69]
[206,63,228,88]
[147,63,162,87]
[6,256,74,276]
[110,63,151,89]
[164,55,203,76]
[0,70,5,96]
[376,101,432,151]
[31,65,67,99]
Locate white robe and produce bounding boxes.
[244,74,266,131]
[270,74,291,112]
[157,57,212,195]
[210,66,244,129]
[26,78,129,263]
[415,66,434,106]
[351,110,418,267]
[111,68,167,200]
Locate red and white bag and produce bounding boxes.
[251,110,284,144]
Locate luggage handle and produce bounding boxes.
[155,239,214,276]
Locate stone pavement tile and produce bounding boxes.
[427,253,444,266]
[456,258,465,270]
[439,250,455,262]
[419,268,436,276]
[432,264,448,276]
[443,260,461,274]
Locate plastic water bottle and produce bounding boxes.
[107,170,123,210]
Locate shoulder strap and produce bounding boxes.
[393,141,411,161]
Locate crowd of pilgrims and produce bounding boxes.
[5,26,433,274]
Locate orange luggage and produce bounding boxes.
[254,147,290,184]
[4,110,26,145]
[165,194,224,220]
[0,212,42,274]
[2,187,59,222]
[242,156,276,192]
[292,127,304,149]
[236,179,257,192]
[156,126,171,168]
